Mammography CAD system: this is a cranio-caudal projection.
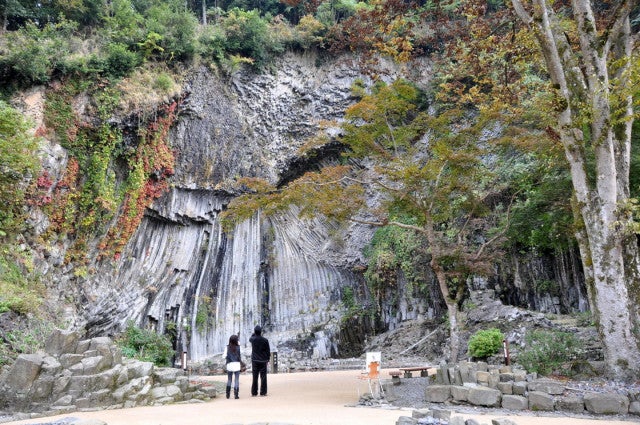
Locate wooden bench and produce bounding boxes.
[399,366,433,378]
[388,370,402,385]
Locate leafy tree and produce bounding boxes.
[144,2,198,61]
[222,79,518,361]
[290,14,325,50]
[103,0,145,46]
[328,0,420,65]
[220,8,280,68]
[0,20,77,85]
[511,0,640,380]
[315,0,358,27]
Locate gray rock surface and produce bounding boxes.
[0,330,215,415]
[583,392,629,414]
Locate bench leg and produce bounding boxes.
[403,371,412,378]
[391,376,400,385]
[421,370,429,377]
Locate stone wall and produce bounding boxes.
[421,361,638,416]
[0,330,216,418]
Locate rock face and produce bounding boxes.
[22,51,590,366]
[0,330,215,414]
[32,53,433,364]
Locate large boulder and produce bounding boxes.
[527,378,565,395]
[583,393,629,414]
[528,391,555,411]
[425,385,451,402]
[467,387,501,407]
[5,353,44,393]
[45,330,80,356]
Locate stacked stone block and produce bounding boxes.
[423,361,636,416]
[0,330,216,417]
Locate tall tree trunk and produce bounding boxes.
[202,0,207,25]
[425,215,461,363]
[512,0,640,380]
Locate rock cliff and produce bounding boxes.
[18,52,588,366]
[24,53,432,364]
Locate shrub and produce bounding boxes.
[4,318,55,354]
[104,43,142,80]
[144,3,198,61]
[221,8,276,68]
[154,72,175,92]
[574,311,595,327]
[0,101,39,235]
[0,20,77,85]
[294,15,326,49]
[517,329,582,376]
[468,328,504,359]
[196,25,227,62]
[0,249,44,315]
[117,322,174,366]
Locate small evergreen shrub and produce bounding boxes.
[117,322,174,366]
[517,329,582,376]
[575,311,595,327]
[468,328,504,359]
[104,43,141,80]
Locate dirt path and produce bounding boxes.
[4,370,638,425]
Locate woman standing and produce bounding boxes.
[223,334,242,399]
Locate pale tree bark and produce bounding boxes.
[425,215,462,363]
[512,0,640,380]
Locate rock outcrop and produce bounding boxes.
[17,51,590,368]
[0,330,216,416]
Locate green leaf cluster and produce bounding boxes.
[0,249,43,315]
[364,223,430,296]
[517,329,582,376]
[0,100,39,236]
[117,322,174,366]
[467,328,504,359]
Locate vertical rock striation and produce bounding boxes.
[72,54,431,361]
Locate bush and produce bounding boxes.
[196,25,227,62]
[468,328,504,359]
[0,249,44,315]
[221,8,276,69]
[104,43,142,80]
[144,3,198,61]
[0,101,39,235]
[291,14,326,50]
[117,322,174,366]
[0,20,77,86]
[517,329,582,376]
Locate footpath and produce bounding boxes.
[3,370,638,425]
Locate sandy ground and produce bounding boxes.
[4,369,639,425]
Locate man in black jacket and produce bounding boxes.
[249,325,270,396]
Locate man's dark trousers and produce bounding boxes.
[251,361,268,396]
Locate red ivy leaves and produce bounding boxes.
[101,101,178,258]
